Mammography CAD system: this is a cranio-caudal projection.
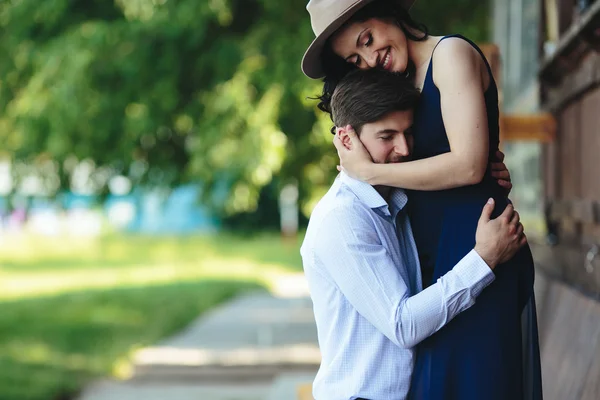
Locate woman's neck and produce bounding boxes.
[407,35,444,86]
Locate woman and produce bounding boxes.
[301,1,542,399]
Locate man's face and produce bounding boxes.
[359,110,414,164]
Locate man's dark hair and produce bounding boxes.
[331,68,420,134]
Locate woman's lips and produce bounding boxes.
[381,48,392,70]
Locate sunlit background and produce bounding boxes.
[1,0,599,399]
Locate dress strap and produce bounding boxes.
[429,34,494,81]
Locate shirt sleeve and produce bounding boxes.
[313,204,495,349]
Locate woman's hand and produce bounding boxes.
[490,150,512,195]
[333,125,375,182]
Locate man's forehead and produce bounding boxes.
[362,110,413,133]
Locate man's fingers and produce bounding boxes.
[479,198,495,223]
[490,161,507,171]
[491,169,509,179]
[508,209,519,234]
[495,150,505,162]
[497,180,512,189]
[510,210,520,226]
[497,180,513,189]
[500,203,515,221]
[515,222,524,238]
[490,168,507,177]
[519,233,528,247]
[491,171,510,181]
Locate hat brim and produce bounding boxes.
[301,0,417,79]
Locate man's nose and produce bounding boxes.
[394,135,410,156]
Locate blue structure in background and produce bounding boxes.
[115,184,220,234]
[1,184,220,235]
[62,192,97,209]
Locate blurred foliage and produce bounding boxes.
[0,0,489,217]
[411,0,490,41]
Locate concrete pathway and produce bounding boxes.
[77,274,319,400]
[78,380,272,400]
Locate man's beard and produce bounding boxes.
[386,155,411,164]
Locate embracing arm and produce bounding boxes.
[312,200,507,349]
[336,39,492,190]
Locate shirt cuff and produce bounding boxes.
[451,249,496,299]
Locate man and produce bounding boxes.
[300,69,526,400]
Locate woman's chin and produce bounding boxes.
[387,55,410,74]
[391,62,407,74]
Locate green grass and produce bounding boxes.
[0,232,304,400]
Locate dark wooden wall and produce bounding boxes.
[534,271,600,400]
[510,2,600,399]
[539,9,600,297]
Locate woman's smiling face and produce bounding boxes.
[330,18,409,73]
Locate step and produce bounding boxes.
[77,379,271,400]
[266,372,316,400]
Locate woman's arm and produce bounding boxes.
[334,38,492,191]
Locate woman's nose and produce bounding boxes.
[363,51,379,68]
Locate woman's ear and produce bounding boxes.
[336,126,353,150]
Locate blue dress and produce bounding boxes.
[407,35,543,400]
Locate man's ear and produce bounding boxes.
[336,126,352,150]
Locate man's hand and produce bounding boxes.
[491,150,512,194]
[474,198,527,269]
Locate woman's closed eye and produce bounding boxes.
[351,33,373,66]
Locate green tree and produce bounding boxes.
[0,0,489,217]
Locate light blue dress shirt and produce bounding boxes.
[300,173,495,400]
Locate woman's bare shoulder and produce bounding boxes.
[432,37,480,66]
[431,37,484,85]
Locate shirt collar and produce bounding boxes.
[339,172,408,215]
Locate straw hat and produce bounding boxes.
[301,0,417,79]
